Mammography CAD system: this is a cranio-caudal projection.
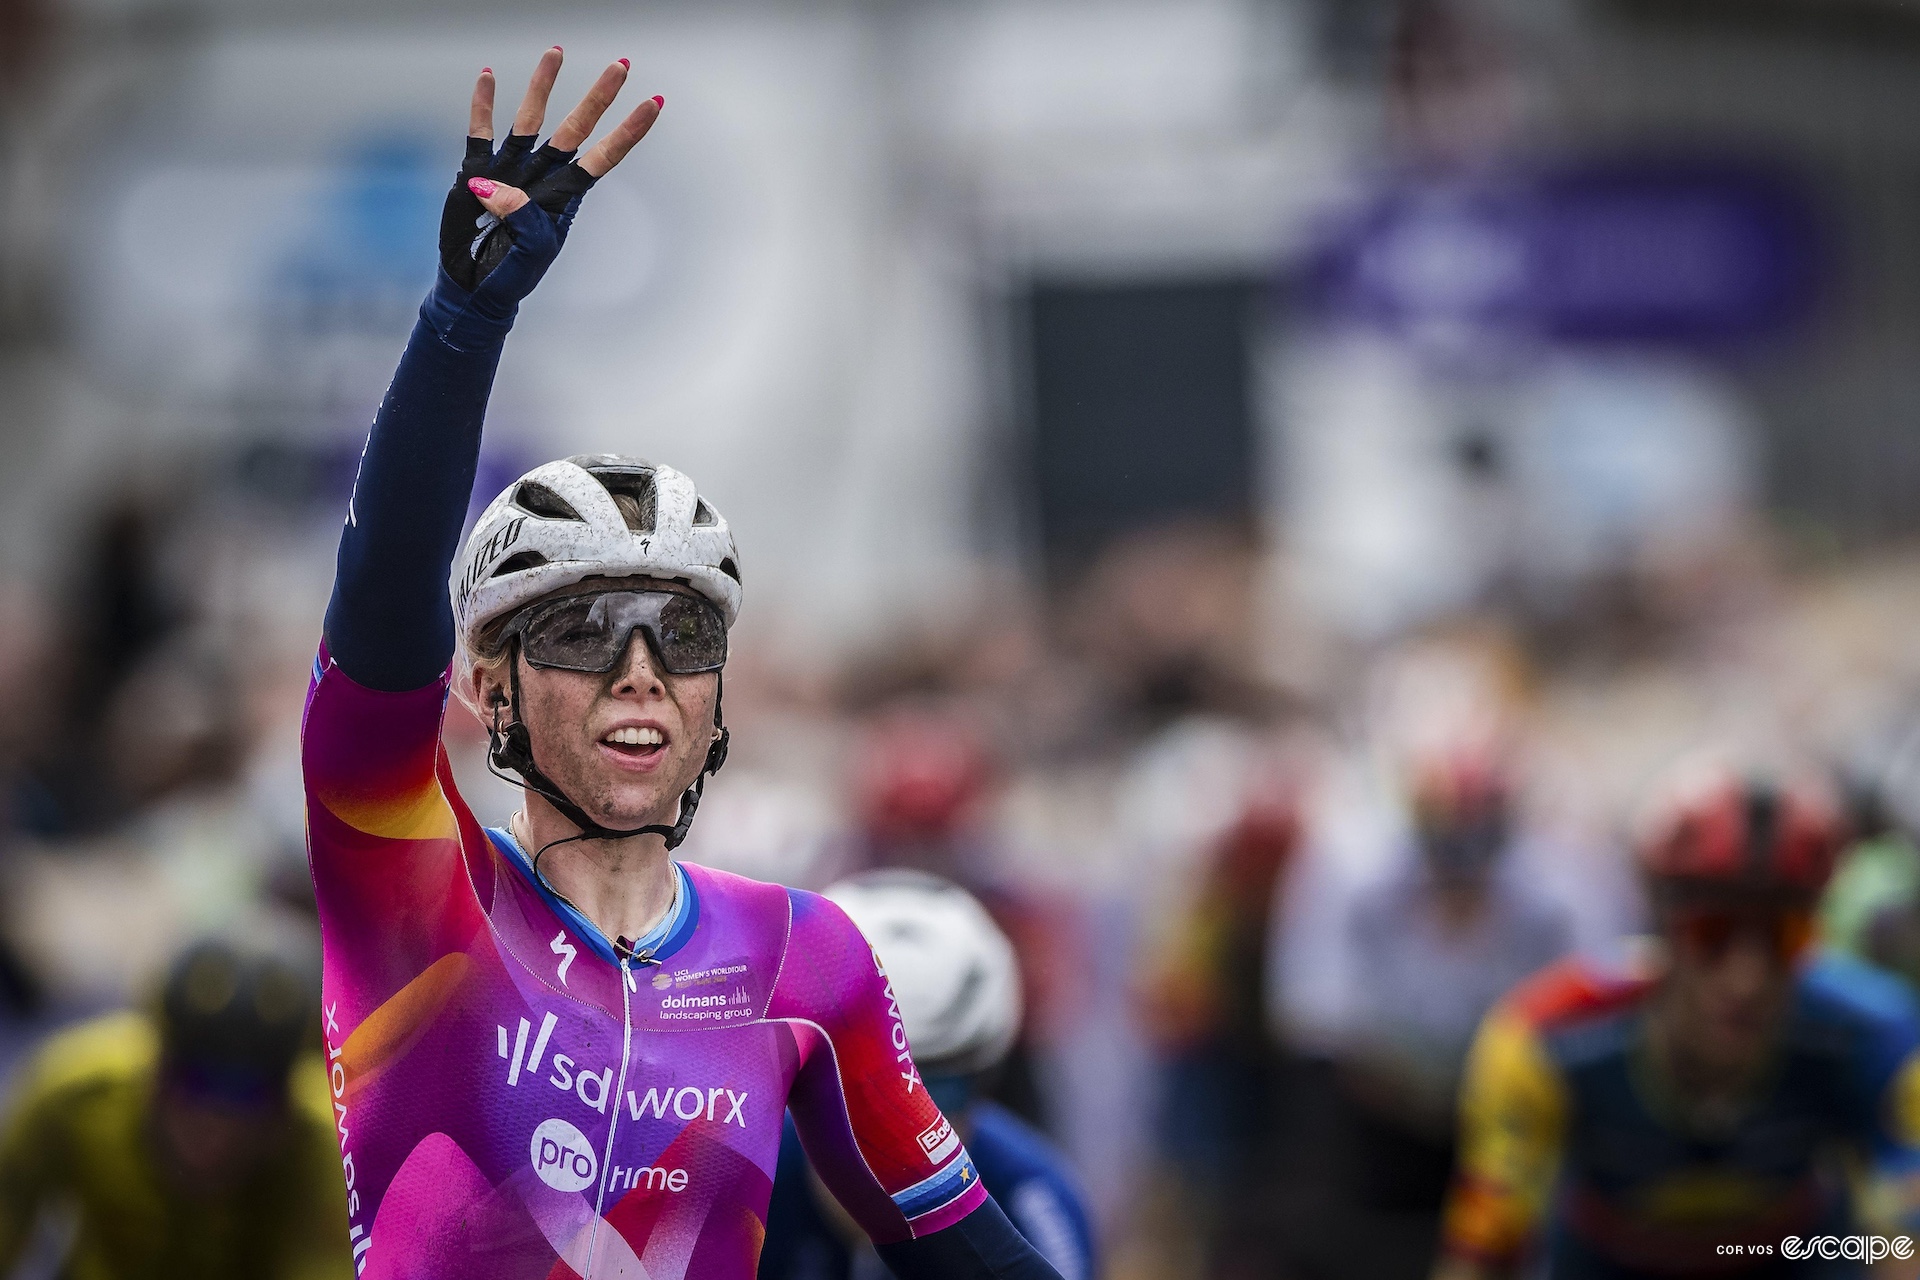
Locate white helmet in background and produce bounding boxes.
[453,454,742,652]
[825,870,1022,1077]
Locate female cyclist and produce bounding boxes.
[303,48,1061,1279]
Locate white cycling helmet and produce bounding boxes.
[453,454,742,653]
[825,870,1022,1077]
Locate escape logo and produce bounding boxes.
[1780,1236,1914,1262]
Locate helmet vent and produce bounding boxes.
[491,551,548,578]
[514,483,583,523]
[693,499,717,527]
[720,557,741,583]
[592,470,656,533]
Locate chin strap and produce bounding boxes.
[485,654,729,854]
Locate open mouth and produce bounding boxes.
[600,725,668,762]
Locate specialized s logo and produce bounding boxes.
[530,1117,597,1192]
[550,930,577,985]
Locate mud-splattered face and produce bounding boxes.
[477,579,720,831]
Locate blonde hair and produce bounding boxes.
[451,642,512,723]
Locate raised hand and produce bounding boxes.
[437,47,664,303]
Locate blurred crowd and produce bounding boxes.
[4,0,1920,1276]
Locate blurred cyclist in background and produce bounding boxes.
[850,712,997,879]
[1436,764,1920,1279]
[848,711,1068,1130]
[1821,715,1920,995]
[760,871,1097,1280]
[0,934,346,1278]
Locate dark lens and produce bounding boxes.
[653,595,727,673]
[521,592,726,675]
[522,596,623,672]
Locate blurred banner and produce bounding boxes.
[1308,158,1823,352]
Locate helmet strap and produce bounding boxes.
[484,650,728,857]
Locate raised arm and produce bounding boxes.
[322,50,661,691]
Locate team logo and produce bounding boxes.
[530,1117,597,1192]
[917,1116,959,1163]
[550,931,577,985]
[652,972,673,990]
[456,516,526,613]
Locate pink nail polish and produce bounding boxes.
[552,45,563,52]
[467,177,496,198]
[481,66,492,75]
[652,94,665,108]
[618,58,630,70]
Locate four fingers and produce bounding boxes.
[579,94,663,178]
[468,68,496,140]
[471,47,662,182]
[512,46,565,138]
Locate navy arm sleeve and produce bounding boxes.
[321,267,517,691]
[318,123,603,689]
[876,1198,1066,1280]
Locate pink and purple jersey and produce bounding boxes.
[301,645,985,1278]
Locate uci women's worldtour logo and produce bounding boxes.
[530,1117,597,1192]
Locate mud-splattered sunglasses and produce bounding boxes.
[505,590,727,675]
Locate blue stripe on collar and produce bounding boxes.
[484,827,696,968]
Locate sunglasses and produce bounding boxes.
[502,590,728,676]
[1669,905,1813,965]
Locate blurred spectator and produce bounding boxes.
[762,871,1096,1280]
[1339,740,1571,1128]
[1059,525,1286,743]
[0,930,348,1278]
[1134,790,1302,1277]
[24,488,192,836]
[0,580,54,1019]
[1283,735,1573,1280]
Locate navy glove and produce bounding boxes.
[437,133,598,304]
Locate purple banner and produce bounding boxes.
[1307,157,1824,349]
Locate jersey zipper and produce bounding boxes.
[584,953,637,1277]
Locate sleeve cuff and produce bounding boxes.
[420,267,517,353]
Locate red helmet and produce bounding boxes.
[1408,739,1511,832]
[853,714,993,846]
[1636,765,1845,898]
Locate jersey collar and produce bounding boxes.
[485,826,699,969]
